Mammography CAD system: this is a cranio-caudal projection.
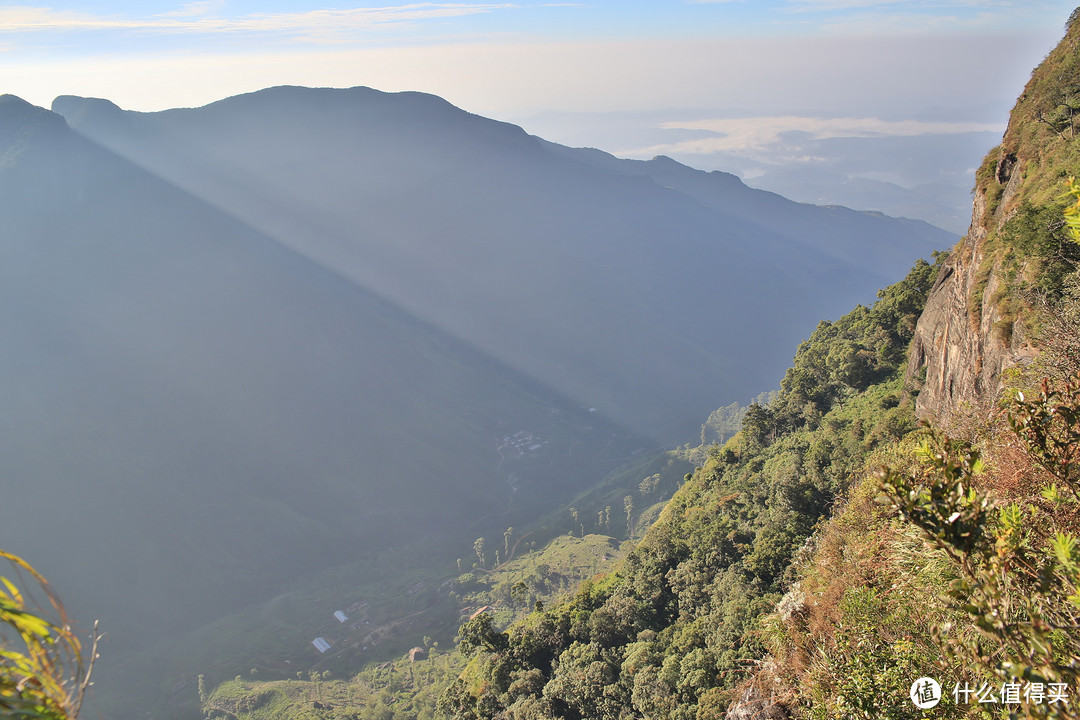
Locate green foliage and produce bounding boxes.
[457,615,507,657]
[1009,378,1080,498]
[773,255,942,432]
[205,649,467,720]
[0,550,95,720]
[998,199,1080,300]
[804,588,939,720]
[440,258,943,720]
[879,394,1080,718]
[878,432,990,568]
[1065,176,1080,241]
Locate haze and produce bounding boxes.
[2,1,1075,230]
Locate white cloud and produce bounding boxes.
[0,6,130,30]
[157,2,226,19]
[620,116,1004,157]
[0,4,519,38]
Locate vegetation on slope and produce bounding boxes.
[969,12,1080,333]
[196,488,679,720]
[437,257,943,720]
[730,185,1080,720]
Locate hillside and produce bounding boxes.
[0,93,642,719]
[909,11,1080,423]
[53,86,951,442]
[439,257,943,720]
[437,11,1080,720]
[739,11,1080,710]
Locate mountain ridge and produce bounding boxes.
[52,85,954,442]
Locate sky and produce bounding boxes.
[1,1,1077,227]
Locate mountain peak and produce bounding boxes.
[0,95,69,153]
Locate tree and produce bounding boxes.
[638,473,660,498]
[623,495,635,538]
[503,527,514,558]
[456,613,507,656]
[510,581,529,608]
[473,538,487,570]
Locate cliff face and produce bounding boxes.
[908,16,1080,424]
[907,159,1038,423]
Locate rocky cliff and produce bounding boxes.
[908,13,1080,424]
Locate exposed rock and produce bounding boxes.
[995,151,1017,184]
[904,25,1080,424]
[907,187,1037,425]
[726,686,791,720]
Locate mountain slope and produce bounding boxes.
[53,87,953,442]
[0,94,636,718]
[438,257,943,720]
[908,16,1080,423]
[0,85,952,719]
[435,13,1080,720]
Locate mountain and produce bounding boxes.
[52,86,953,442]
[0,92,639,718]
[434,12,1080,720]
[909,17,1080,424]
[0,86,951,718]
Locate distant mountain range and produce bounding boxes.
[51,86,953,439]
[0,86,953,718]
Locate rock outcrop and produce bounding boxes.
[908,16,1080,425]
[907,164,1038,424]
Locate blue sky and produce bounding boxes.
[1,1,1077,225]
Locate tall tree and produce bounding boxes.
[473,537,487,569]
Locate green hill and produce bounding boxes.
[435,11,1080,720]
[438,256,944,720]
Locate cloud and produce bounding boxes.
[0,3,520,40]
[619,116,1004,158]
[0,6,129,31]
[0,31,1053,124]
[157,1,226,19]
[785,0,1014,10]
